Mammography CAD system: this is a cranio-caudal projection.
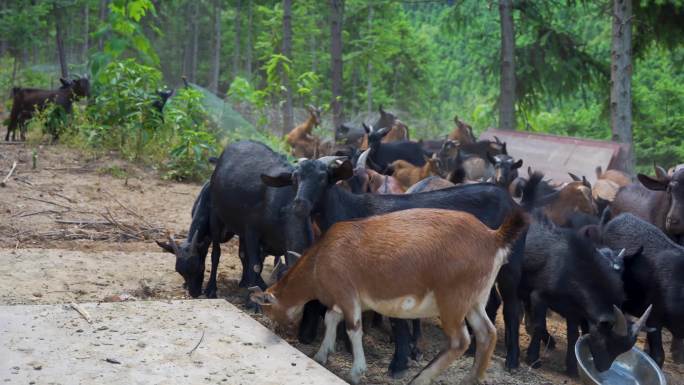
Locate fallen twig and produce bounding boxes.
[187,329,205,356]
[15,209,66,218]
[47,191,77,204]
[56,219,111,226]
[1,161,18,187]
[69,302,92,323]
[20,195,71,209]
[104,358,121,365]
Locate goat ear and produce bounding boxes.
[59,78,69,86]
[595,166,603,179]
[329,160,354,183]
[512,159,523,169]
[362,123,371,134]
[502,142,508,155]
[486,152,497,165]
[638,174,668,191]
[568,172,581,182]
[261,172,293,187]
[250,290,277,306]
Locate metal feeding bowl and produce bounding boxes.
[575,335,667,385]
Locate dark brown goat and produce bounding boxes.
[542,174,597,226]
[251,208,527,385]
[5,77,90,141]
[612,167,684,243]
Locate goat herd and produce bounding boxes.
[3,79,682,384]
[151,106,684,385]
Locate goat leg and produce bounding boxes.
[388,318,411,379]
[525,293,547,369]
[565,319,580,377]
[647,326,665,367]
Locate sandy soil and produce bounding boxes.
[1,142,682,385]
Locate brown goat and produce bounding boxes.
[285,105,322,158]
[447,115,475,145]
[405,176,455,193]
[544,175,597,226]
[595,166,631,187]
[251,208,527,385]
[390,155,441,190]
[592,167,631,208]
[381,120,410,143]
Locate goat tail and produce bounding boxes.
[495,209,529,248]
[520,171,545,211]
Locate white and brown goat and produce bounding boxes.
[251,208,527,385]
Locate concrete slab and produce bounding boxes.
[0,300,346,385]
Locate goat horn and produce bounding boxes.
[247,286,263,293]
[612,305,628,337]
[317,156,347,167]
[356,149,371,170]
[167,233,181,256]
[631,305,653,335]
[617,248,626,259]
[287,251,302,259]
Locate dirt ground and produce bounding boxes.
[1,142,682,385]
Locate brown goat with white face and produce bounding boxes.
[285,105,322,158]
[251,208,527,385]
[390,156,441,191]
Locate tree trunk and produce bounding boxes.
[498,0,516,130]
[246,0,253,77]
[209,0,221,94]
[366,4,373,116]
[233,0,242,78]
[83,3,89,62]
[98,0,108,51]
[190,1,200,83]
[0,0,6,57]
[54,3,69,78]
[329,0,344,131]
[281,0,294,135]
[611,0,635,174]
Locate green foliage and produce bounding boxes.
[90,0,159,77]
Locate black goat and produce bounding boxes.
[6,76,90,141]
[591,212,684,366]
[159,141,319,305]
[262,157,540,376]
[521,212,650,376]
[364,123,427,172]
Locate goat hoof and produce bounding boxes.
[204,288,217,299]
[388,367,408,380]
